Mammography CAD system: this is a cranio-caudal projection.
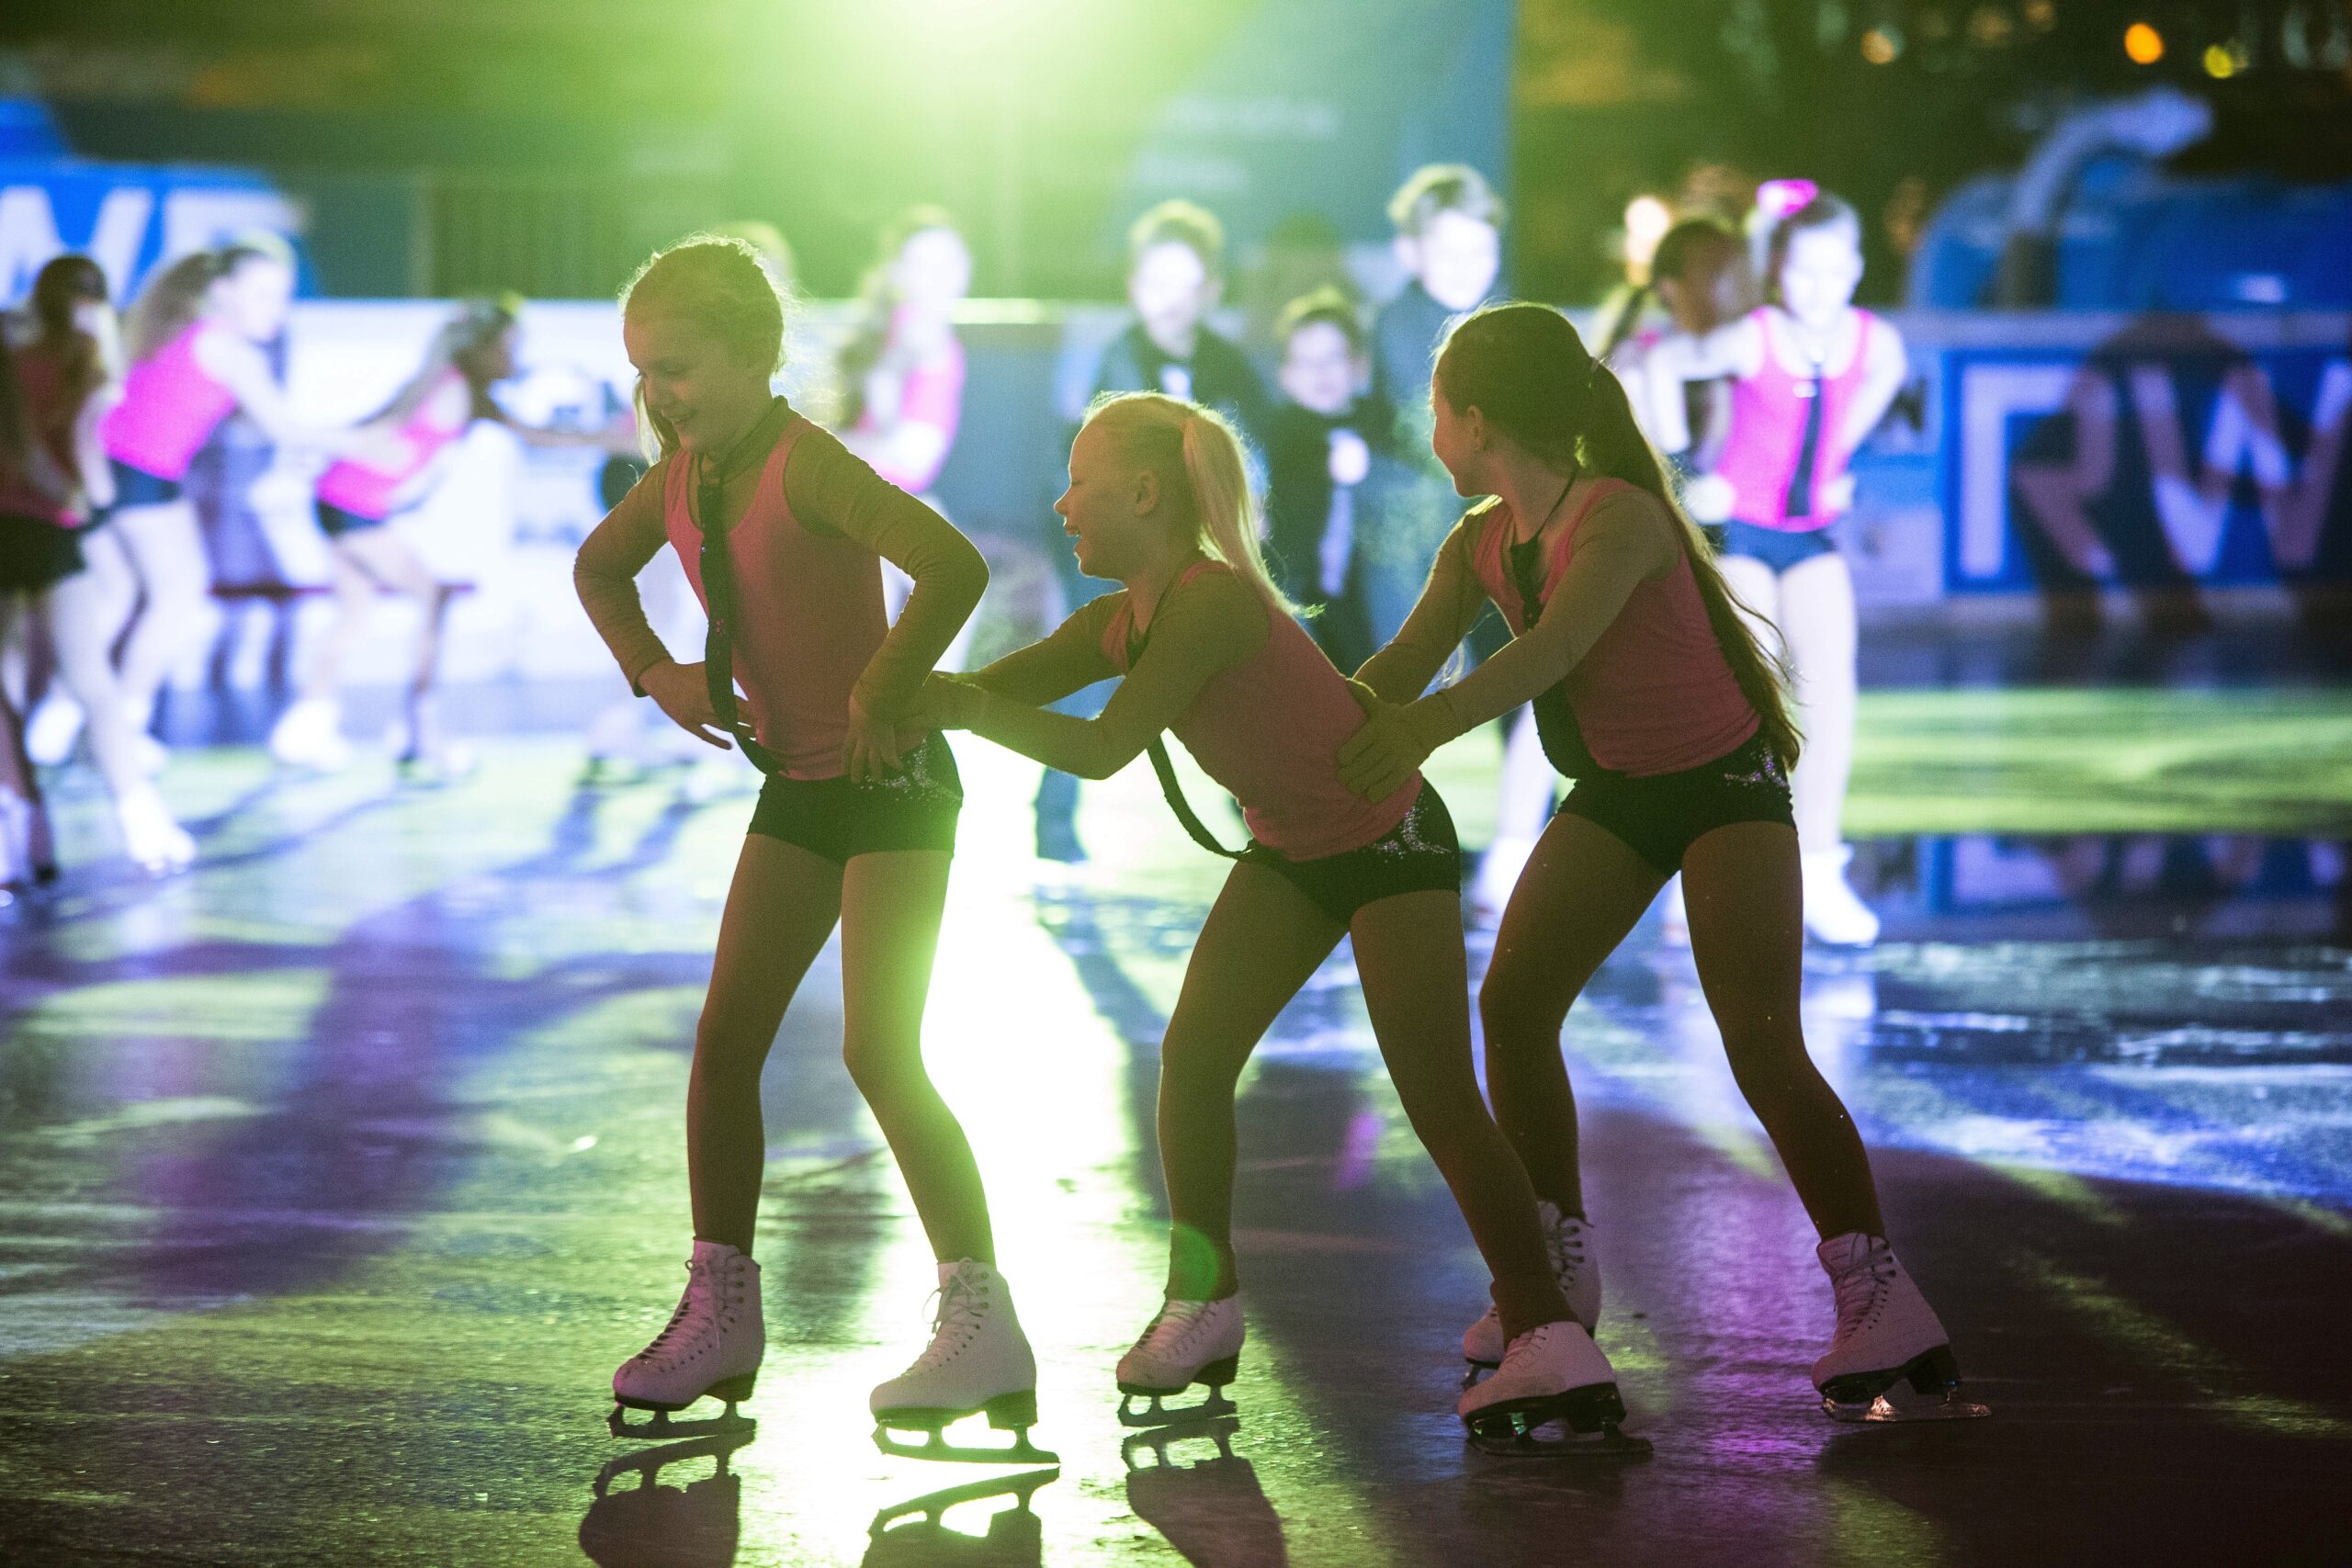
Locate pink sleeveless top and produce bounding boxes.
[316,369,471,520]
[1103,561,1417,862]
[0,343,80,525]
[663,412,888,781]
[99,323,240,481]
[1715,308,1877,531]
[1471,479,1759,778]
[854,310,966,495]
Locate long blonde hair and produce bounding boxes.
[618,233,788,460]
[1435,302,1803,769]
[1082,390,1295,616]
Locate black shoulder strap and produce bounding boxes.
[1146,737,1245,861]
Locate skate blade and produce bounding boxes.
[873,1392,1058,1466]
[606,1403,754,1439]
[593,1427,757,1496]
[1818,1345,1988,1423]
[867,1465,1060,1539]
[1462,1382,1651,1461]
[1122,1416,1240,1471]
[1117,1354,1239,1428]
[1823,1388,1991,1424]
[1117,1387,1238,1429]
[1467,1421,1654,1461]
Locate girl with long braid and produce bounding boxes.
[1340,303,1982,1422]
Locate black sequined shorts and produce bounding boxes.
[1240,782,1462,926]
[1557,730,1793,875]
[746,733,963,864]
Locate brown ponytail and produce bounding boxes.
[1435,302,1802,768]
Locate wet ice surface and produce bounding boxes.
[1,745,2348,1565]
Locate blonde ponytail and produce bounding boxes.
[1083,389,1299,615]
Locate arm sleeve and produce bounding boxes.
[786,423,989,712]
[962,573,1263,780]
[965,593,1123,706]
[571,460,679,694]
[1353,515,1487,700]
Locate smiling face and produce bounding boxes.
[210,254,294,342]
[1278,320,1363,417]
[1777,222,1863,331]
[621,309,773,456]
[1054,419,1166,581]
[1428,372,1488,498]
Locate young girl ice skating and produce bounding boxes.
[1650,192,1906,947]
[573,236,1046,1457]
[920,391,1638,1453]
[1340,304,1981,1422]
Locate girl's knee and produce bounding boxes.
[1479,967,1565,1048]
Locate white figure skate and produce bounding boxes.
[1812,1233,1988,1422]
[611,1239,763,1436]
[1458,1319,1650,1458]
[870,1259,1052,1463]
[1116,1296,1244,1427]
[1803,846,1881,947]
[1463,1201,1601,1368]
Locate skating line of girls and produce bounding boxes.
[0,241,630,891]
[571,232,1986,1463]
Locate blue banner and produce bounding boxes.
[1943,338,2352,591]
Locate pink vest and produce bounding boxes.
[0,343,79,525]
[1471,479,1759,778]
[316,368,471,520]
[663,414,888,781]
[854,310,966,495]
[1104,561,1418,861]
[1716,308,1877,531]
[99,323,240,481]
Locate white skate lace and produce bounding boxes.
[636,1262,710,1362]
[1829,1247,1897,1347]
[907,1273,989,1371]
[1133,1299,1215,1358]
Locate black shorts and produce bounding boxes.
[316,500,387,538]
[1558,730,1794,875]
[107,457,183,509]
[746,733,963,864]
[0,513,85,592]
[1240,782,1464,926]
[1708,519,1837,574]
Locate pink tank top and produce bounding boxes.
[1715,308,1877,531]
[854,311,966,495]
[1471,479,1759,778]
[663,413,888,781]
[99,323,241,481]
[1103,561,1418,861]
[315,368,471,520]
[0,343,80,525]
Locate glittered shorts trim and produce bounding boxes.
[747,733,963,863]
[1239,783,1463,926]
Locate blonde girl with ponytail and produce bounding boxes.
[918,389,1640,1452]
[1339,301,1983,1424]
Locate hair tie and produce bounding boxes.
[1757,178,1818,221]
